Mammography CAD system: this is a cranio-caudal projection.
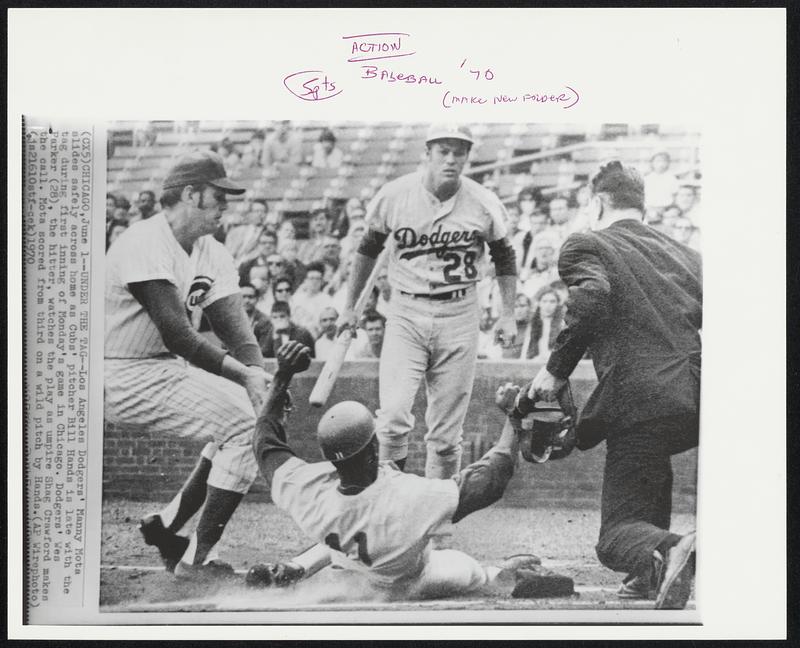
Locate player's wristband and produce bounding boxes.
[357,229,388,258]
[488,239,518,277]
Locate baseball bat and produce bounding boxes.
[308,254,385,408]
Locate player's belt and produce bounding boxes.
[400,288,468,301]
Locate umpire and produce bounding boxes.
[531,161,702,609]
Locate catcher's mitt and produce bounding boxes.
[495,381,578,463]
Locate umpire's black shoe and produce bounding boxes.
[139,514,190,573]
[654,531,696,609]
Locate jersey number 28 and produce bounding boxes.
[442,251,477,283]
[324,531,373,566]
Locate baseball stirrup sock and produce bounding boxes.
[160,443,217,533]
[290,543,332,576]
[191,485,243,565]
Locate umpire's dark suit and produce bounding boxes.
[547,218,702,578]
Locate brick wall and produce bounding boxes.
[102,359,697,511]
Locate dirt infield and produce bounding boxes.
[100,499,696,613]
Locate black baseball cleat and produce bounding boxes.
[617,551,663,600]
[245,562,306,588]
[174,559,236,582]
[138,514,190,573]
[654,531,696,609]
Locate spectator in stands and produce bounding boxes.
[244,129,266,167]
[547,196,572,240]
[272,275,295,306]
[357,310,387,359]
[340,217,367,260]
[261,301,316,359]
[504,204,526,271]
[670,215,701,251]
[240,281,273,354]
[238,229,278,284]
[312,128,344,169]
[657,204,683,236]
[314,306,340,361]
[316,235,343,284]
[261,120,302,168]
[518,186,543,227]
[332,197,366,239]
[117,195,132,213]
[520,231,561,300]
[527,286,565,362]
[277,239,305,288]
[137,190,158,219]
[291,261,334,338]
[298,208,331,264]
[674,183,702,229]
[105,219,128,251]
[495,293,535,360]
[643,151,679,213]
[277,218,297,245]
[106,193,119,222]
[248,265,274,316]
[569,184,593,234]
[227,199,268,264]
[362,285,380,318]
[375,265,392,316]
[264,252,289,289]
[135,122,158,147]
[477,308,501,360]
[263,209,281,236]
[327,252,353,313]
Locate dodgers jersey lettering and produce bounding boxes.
[105,212,240,358]
[366,172,508,294]
[272,458,459,584]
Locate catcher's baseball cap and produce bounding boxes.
[317,401,376,462]
[425,123,475,146]
[162,150,246,194]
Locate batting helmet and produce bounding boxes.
[425,123,475,146]
[317,401,376,462]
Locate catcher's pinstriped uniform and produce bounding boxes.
[364,171,509,477]
[104,212,258,493]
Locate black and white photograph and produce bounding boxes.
[99,119,702,616]
[11,7,786,640]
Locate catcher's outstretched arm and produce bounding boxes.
[450,418,519,523]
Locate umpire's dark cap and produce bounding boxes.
[163,151,245,194]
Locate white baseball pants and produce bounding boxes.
[376,289,480,479]
[104,357,259,493]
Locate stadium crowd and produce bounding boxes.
[106,125,701,366]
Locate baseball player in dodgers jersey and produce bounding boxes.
[247,341,539,597]
[340,124,519,479]
[105,151,271,579]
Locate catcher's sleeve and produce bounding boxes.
[450,451,515,524]
[129,279,227,374]
[204,292,264,367]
